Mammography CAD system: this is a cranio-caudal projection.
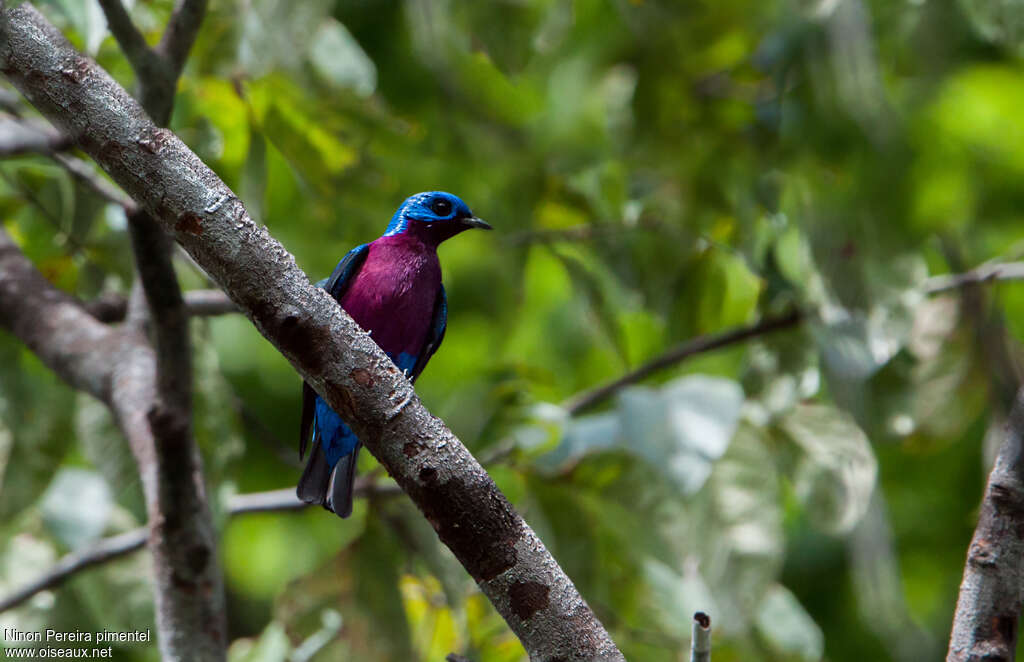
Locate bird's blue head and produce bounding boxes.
[383,191,491,244]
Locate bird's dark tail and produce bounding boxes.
[297,445,331,506]
[327,442,360,518]
[296,443,359,518]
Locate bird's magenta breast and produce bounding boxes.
[338,235,442,356]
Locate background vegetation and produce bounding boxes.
[2,0,1023,659]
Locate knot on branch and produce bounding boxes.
[136,126,172,154]
[967,538,998,568]
[987,481,1024,516]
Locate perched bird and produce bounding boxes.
[298,191,491,517]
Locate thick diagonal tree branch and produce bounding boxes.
[0,226,225,661]
[98,0,209,437]
[947,389,1024,661]
[0,6,624,661]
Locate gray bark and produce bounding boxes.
[0,227,226,661]
[947,390,1024,661]
[0,5,624,660]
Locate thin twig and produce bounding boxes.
[96,0,153,73]
[690,612,711,662]
[0,530,147,613]
[563,309,803,416]
[924,262,1024,295]
[0,114,70,155]
[51,152,137,212]
[83,288,237,322]
[158,0,208,77]
[0,480,402,613]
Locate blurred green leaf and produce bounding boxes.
[40,468,112,549]
[0,344,76,522]
[228,622,292,662]
[777,404,877,535]
[309,18,377,96]
[542,375,743,495]
[755,584,825,661]
[958,0,1024,56]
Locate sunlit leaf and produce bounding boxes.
[778,404,877,534]
[309,18,377,96]
[541,375,743,495]
[755,584,825,661]
[40,468,112,549]
[227,622,292,662]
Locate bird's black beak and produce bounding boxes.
[461,216,492,230]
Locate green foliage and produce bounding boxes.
[6,0,1024,660]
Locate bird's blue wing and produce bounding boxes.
[299,243,368,461]
[298,244,373,517]
[322,243,369,301]
[409,285,447,384]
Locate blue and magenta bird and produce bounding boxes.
[297,191,491,517]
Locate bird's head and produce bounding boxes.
[384,191,491,244]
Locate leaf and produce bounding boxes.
[654,424,784,634]
[238,0,333,78]
[222,509,362,600]
[754,584,825,661]
[621,376,744,494]
[40,468,113,549]
[542,375,744,495]
[47,0,107,55]
[309,18,377,96]
[400,574,460,661]
[535,410,616,471]
[643,559,720,639]
[74,393,144,520]
[227,622,292,662]
[778,404,877,534]
[0,344,76,521]
[958,0,1024,57]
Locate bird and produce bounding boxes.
[297,191,491,517]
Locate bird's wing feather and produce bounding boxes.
[300,243,370,460]
[299,382,316,460]
[409,285,447,384]
[322,243,369,302]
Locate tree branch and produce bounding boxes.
[96,0,153,76]
[0,226,118,398]
[51,151,137,212]
[0,113,71,154]
[83,288,237,322]
[0,530,147,613]
[690,612,711,662]
[157,0,208,79]
[0,480,400,614]
[95,0,173,125]
[0,6,625,659]
[947,389,1024,661]
[563,309,803,416]
[0,224,226,660]
[925,262,1024,295]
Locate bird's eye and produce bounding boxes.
[430,199,452,216]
